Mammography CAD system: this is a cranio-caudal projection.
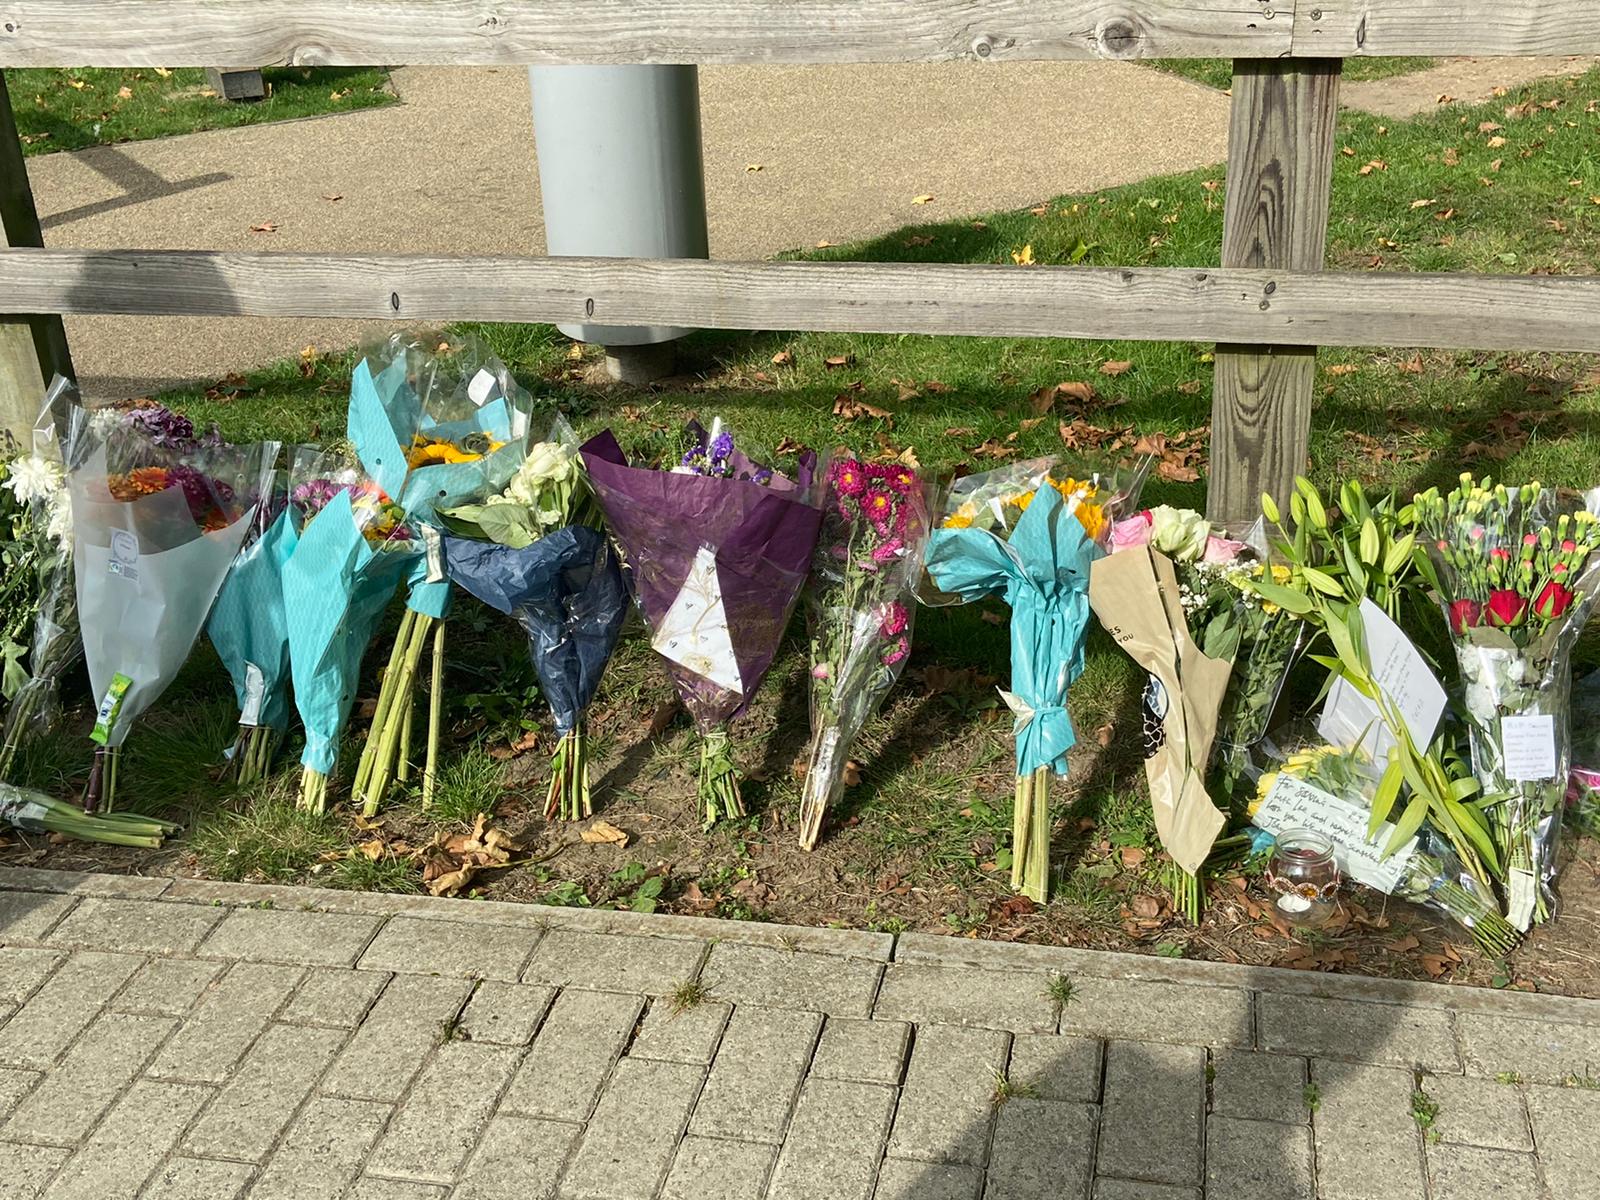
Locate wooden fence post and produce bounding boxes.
[1207,58,1342,529]
[0,70,73,443]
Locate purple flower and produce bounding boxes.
[128,405,196,449]
[167,463,232,523]
[710,431,734,461]
[830,460,867,498]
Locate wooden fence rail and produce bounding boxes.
[2,1,1599,65]
[1,0,1598,523]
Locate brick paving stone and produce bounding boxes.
[872,962,1053,1032]
[0,950,142,1069]
[0,890,78,940]
[320,974,473,1103]
[1425,1143,1542,1200]
[1210,1050,1308,1123]
[810,1017,910,1086]
[523,929,706,995]
[1524,1084,1599,1200]
[454,1115,581,1200]
[1425,1073,1532,1150]
[46,898,220,955]
[0,1142,69,1199]
[1205,1114,1313,1200]
[110,958,222,1017]
[1259,993,1459,1071]
[145,961,301,1084]
[702,942,881,1017]
[45,1079,212,1200]
[199,907,382,967]
[248,1096,391,1200]
[457,981,555,1046]
[561,1058,705,1200]
[500,988,643,1122]
[348,1181,447,1200]
[1055,976,1254,1048]
[1457,1012,1600,1084]
[886,1024,1009,1165]
[629,998,731,1065]
[358,916,538,981]
[137,1157,254,1200]
[872,1160,982,1200]
[986,1098,1097,1199]
[662,1135,776,1200]
[690,1006,822,1143]
[1096,1041,1206,1187]
[0,1068,39,1123]
[1092,1182,1201,1200]
[0,947,63,1005]
[1311,1060,1427,1200]
[1007,1034,1102,1103]
[367,1041,521,1182]
[183,1022,347,1161]
[2,1013,174,1145]
[280,966,388,1027]
[767,1078,897,1200]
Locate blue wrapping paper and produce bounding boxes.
[207,508,298,732]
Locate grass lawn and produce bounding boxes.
[9,66,396,155]
[1150,56,1440,92]
[8,67,1600,994]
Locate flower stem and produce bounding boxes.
[423,617,445,810]
[698,728,743,829]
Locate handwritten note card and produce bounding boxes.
[1318,598,1446,759]
[1255,774,1418,896]
[1501,713,1557,782]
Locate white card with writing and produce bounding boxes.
[1318,598,1446,760]
[651,546,744,695]
[1256,773,1419,895]
[1501,713,1557,782]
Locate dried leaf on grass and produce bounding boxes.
[580,819,629,848]
[833,394,893,424]
[423,813,526,896]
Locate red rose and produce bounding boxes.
[1448,598,1482,634]
[1534,580,1575,620]
[1486,589,1527,628]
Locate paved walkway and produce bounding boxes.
[25,64,1232,402]
[0,867,1595,1199]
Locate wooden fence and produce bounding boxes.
[1,1,1598,524]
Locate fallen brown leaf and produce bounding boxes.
[833,394,893,425]
[1130,895,1161,920]
[1383,934,1421,953]
[1099,360,1133,377]
[823,354,853,369]
[581,819,629,848]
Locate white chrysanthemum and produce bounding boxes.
[2,454,64,507]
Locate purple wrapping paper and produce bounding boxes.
[580,430,824,729]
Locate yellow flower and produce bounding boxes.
[942,514,974,529]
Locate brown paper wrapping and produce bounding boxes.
[1089,547,1234,875]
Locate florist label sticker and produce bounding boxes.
[652,546,744,695]
[1319,598,1446,759]
[1256,774,1418,895]
[467,369,498,408]
[1500,713,1557,782]
[108,529,140,583]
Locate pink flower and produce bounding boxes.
[829,544,849,561]
[831,460,866,497]
[871,537,904,562]
[863,462,893,481]
[1524,533,1539,546]
[882,637,909,666]
[1203,535,1248,564]
[1490,547,1511,562]
[1110,516,1152,552]
[1563,539,1578,553]
[880,603,909,637]
[885,465,918,495]
[811,664,831,679]
[861,488,896,533]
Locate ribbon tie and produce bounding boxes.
[999,689,1076,776]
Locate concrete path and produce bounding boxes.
[0,866,1595,1199]
[1341,55,1599,120]
[24,64,1231,402]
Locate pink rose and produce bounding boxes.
[1202,535,1248,564]
[811,664,831,679]
[1110,516,1152,552]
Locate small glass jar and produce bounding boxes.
[1265,830,1341,928]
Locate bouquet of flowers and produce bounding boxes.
[926,456,1147,902]
[798,454,931,850]
[283,449,422,813]
[442,425,628,820]
[1249,730,1520,955]
[0,377,79,782]
[65,404,275,811]
[344,335,531,814]
[582,420,825,828]
[2,781,179,848]
[206,479,296,782]
[1413,474,1600,929]
[1093,505,1254,920]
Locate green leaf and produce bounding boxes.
[1367,754,1405,838]
[1340,539,1369,600]
[1248,579,1314,613]
[1383,794,1431,857]
[449,503,538,549]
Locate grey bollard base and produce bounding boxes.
[205,68,266,102]
[603,341,677,386]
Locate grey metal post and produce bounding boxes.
[528,65,709,384]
